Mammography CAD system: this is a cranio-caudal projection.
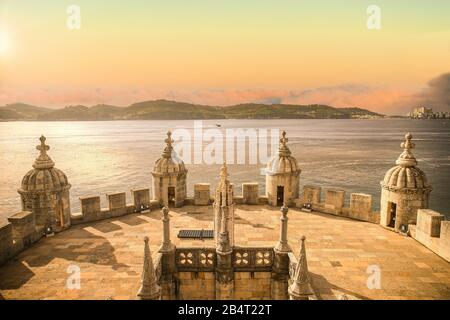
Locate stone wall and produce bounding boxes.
[177,272,215,299]
[194,183,210,206]
[294,186,379,224]
[8,211,37,247]
[175,271,272,299]
[0,211,42,266]
[234,272,272,300]
[296,186,321,209]
[348,193,372,221]
[73,188,159,225]
[0,222,13,266]
[266,174,300,207]
[323,189,346,215]
[132,188,151,211]
[411,209,450,262]
[242,183,259,205]
[380,188,430,230]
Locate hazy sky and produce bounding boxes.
[1,0,449,114]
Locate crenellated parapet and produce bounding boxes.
[72,188,160,225]
[0,211,42,266]
[294,185,380,224]
[410,209,450,262]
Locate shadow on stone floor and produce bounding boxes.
[235,214,274,230]
[178,210,214,221]
[310,272,370,300]
[0,261,35,290]
[3,228,130,281]
[91,221,122,233]
[117,215,148,226]
[235,205,266,212]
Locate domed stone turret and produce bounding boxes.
[18,135,71,232]
[265,131,301,206]
[380,133,432,231]
[151,131,187,207]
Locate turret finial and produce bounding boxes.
[162,206,169,219]
[162,131,174,158]
[396,132,417,167]
[220,162,229,181]
[33,135,55,169]
[401,133,415,151]
[37,135,50,155]
[281,203,289,217]
[278,130,292,156]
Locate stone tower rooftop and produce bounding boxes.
[0,205,449,300]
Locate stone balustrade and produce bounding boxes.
[174,247,274,272]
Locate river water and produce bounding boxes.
[0,119,449,221]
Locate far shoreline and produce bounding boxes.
[0,117,411,122]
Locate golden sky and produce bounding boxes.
[0,1,449,114]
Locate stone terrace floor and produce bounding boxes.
[0,205,449,300]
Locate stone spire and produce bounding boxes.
[278,131,292,157]
[289,236,313,300]
[214,162,235,247]
[33,135,55,169]
[216,208,232,254]
[220,161,229,182]
[274,204,291,253]
[137,237,161,300]
[395,132,417,167]
[159,207,174,252]
[162,131,174,158]
[217,162,232,206]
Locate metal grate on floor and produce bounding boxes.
[177,229,214,239]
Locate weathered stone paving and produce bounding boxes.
[0,205,449,300]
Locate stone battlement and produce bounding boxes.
[410,209,450,262]
[2,180,448,268]
[294,186,380,224]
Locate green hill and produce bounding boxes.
[0,103,51,120]
[0,99,384,121]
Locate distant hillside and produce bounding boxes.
[0,100,384,121]
[0,103,51,120]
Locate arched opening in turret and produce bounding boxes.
[168,187,176,207]
[277,186,284,206]
[388,202,397,228]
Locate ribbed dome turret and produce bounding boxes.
[266,131,300,175]
[152,131,187,174]
[19,135,70,193]
[381,133,429,190]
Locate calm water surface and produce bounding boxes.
[0,119,449,221]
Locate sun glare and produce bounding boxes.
[0,30,10,55]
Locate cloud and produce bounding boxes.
[416,72,450,111]
[0,79,442,115]
[279,84,419,115]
